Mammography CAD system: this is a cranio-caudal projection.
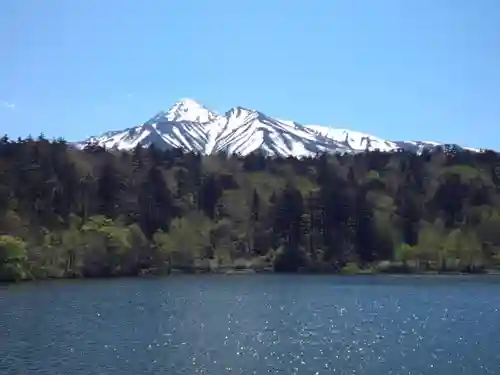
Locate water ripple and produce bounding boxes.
[1,275,500,374]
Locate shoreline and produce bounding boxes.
[4,267,500,284]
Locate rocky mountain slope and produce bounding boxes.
[76,98,480,156]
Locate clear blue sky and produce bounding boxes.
[1,0,499,148]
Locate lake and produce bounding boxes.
[1,275,500,375]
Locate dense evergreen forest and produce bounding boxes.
[1,135,500,281]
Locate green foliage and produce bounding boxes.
[340,262,361,275]
[246,172,285,200]
[1,136,500,280]
[0,235,28,281]
[441,165,484,182]
[154,213,212,270]
[395,243,415,265]
[415,221,444,260]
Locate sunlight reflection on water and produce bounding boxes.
[1,275,500,374]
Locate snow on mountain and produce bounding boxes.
[210,107,349,156]
[391,140,481,154]
[80,99,225,154]
[76,98,481,157]
[162,98,221,123]
[305,124,398,152]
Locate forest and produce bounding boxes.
[1,135,500,281]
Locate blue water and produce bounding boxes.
[1,275,500,374]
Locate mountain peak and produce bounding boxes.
[171,98,204,110]
[165,98,219,123]
[77,99,481,156]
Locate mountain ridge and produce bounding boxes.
[76,99,482,156]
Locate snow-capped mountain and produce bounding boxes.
[76,98,480,157]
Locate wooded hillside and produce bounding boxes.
[1,135,500,281]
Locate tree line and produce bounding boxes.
[1,134,500,281]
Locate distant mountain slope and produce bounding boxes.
[75,98,481,156]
